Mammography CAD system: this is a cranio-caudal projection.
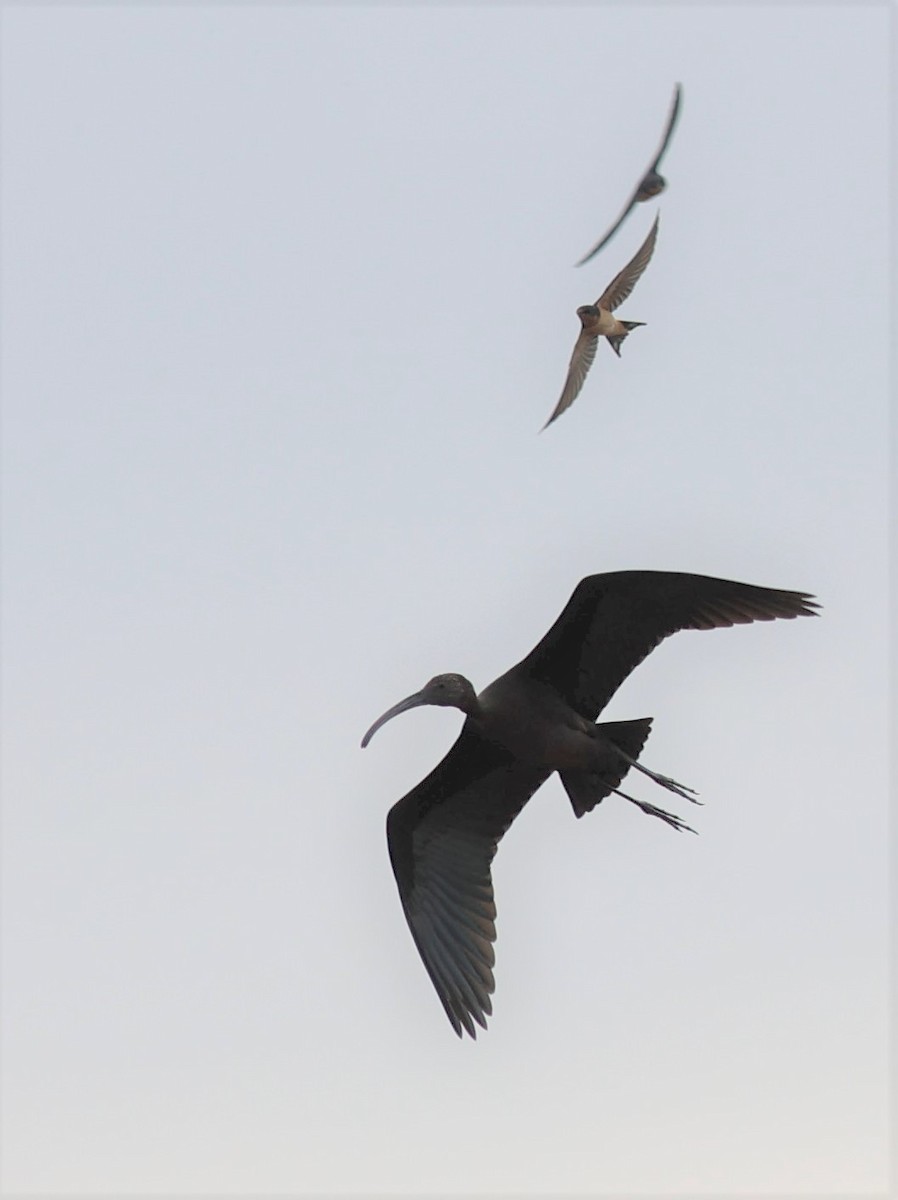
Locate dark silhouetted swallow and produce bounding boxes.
[545,214,658,429]
[576,84,681,266]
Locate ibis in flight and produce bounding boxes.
[361,569,817,1038]
[576,83,681,266]
[545,213,659,428]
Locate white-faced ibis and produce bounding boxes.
[545,214,659,429]
[576,83,682,266]
[362,570,818,1038]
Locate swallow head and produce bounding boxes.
[577,304,600,322]
[637,170,666,200]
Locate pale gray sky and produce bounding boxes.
[0,4,890,1196]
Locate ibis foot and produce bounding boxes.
[612,787,697,834]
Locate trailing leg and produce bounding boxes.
[611,786,697,834]
[608,744,700,803]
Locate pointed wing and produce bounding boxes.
[574,190,641,267]
[515,570,819,722]
[647,82,682,173]
[597,213,659,311]
[543,330,600,428]
[387,722,549,1038]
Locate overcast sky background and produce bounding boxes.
[0,4,891,1197]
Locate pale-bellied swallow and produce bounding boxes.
[545,213,658,428]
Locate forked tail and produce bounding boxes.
[608,320,645,358]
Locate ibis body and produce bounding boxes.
[362,569,818,1038]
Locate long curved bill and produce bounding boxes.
[360,691,428,748]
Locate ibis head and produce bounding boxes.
[361,673,478,748]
